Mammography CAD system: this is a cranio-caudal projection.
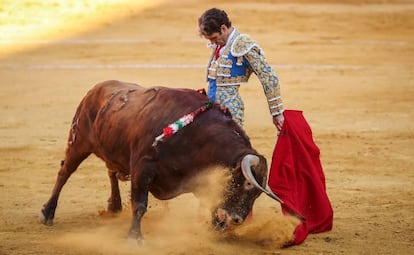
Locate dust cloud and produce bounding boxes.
[54,168,295,254]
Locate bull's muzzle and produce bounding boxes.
[213,208,243,231]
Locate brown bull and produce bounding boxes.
[39,80,281,244]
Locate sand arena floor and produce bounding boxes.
[0,0,413,254]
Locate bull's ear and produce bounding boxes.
[241,154,284,204]
[230,156,242,173]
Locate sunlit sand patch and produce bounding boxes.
[0,0,165,56]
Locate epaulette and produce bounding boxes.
[230,34,263,57]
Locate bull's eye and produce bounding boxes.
[244,180,254,190]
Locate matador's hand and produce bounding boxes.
[273,114,285,131]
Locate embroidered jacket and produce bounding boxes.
[206,29,284,116]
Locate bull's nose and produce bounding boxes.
[216,208,227,221]
[231,215,243,225]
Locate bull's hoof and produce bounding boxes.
[127,236,144,246]
[39,209,53,226]
[107,197,122,213]
[107,204,122,214]
[127,230,144,246]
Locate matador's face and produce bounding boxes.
[200,24,231,46]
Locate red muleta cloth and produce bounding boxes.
[268,110,333,246]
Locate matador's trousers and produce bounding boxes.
[215,85,244,127]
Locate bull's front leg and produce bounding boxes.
[127,159,155,245]
[127,189,148,245]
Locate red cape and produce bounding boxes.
[268,110,333,246]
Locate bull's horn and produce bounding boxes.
[241,154,284,204]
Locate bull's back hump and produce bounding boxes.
[92,80,144,97]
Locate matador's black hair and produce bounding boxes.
[198,8,232,35]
